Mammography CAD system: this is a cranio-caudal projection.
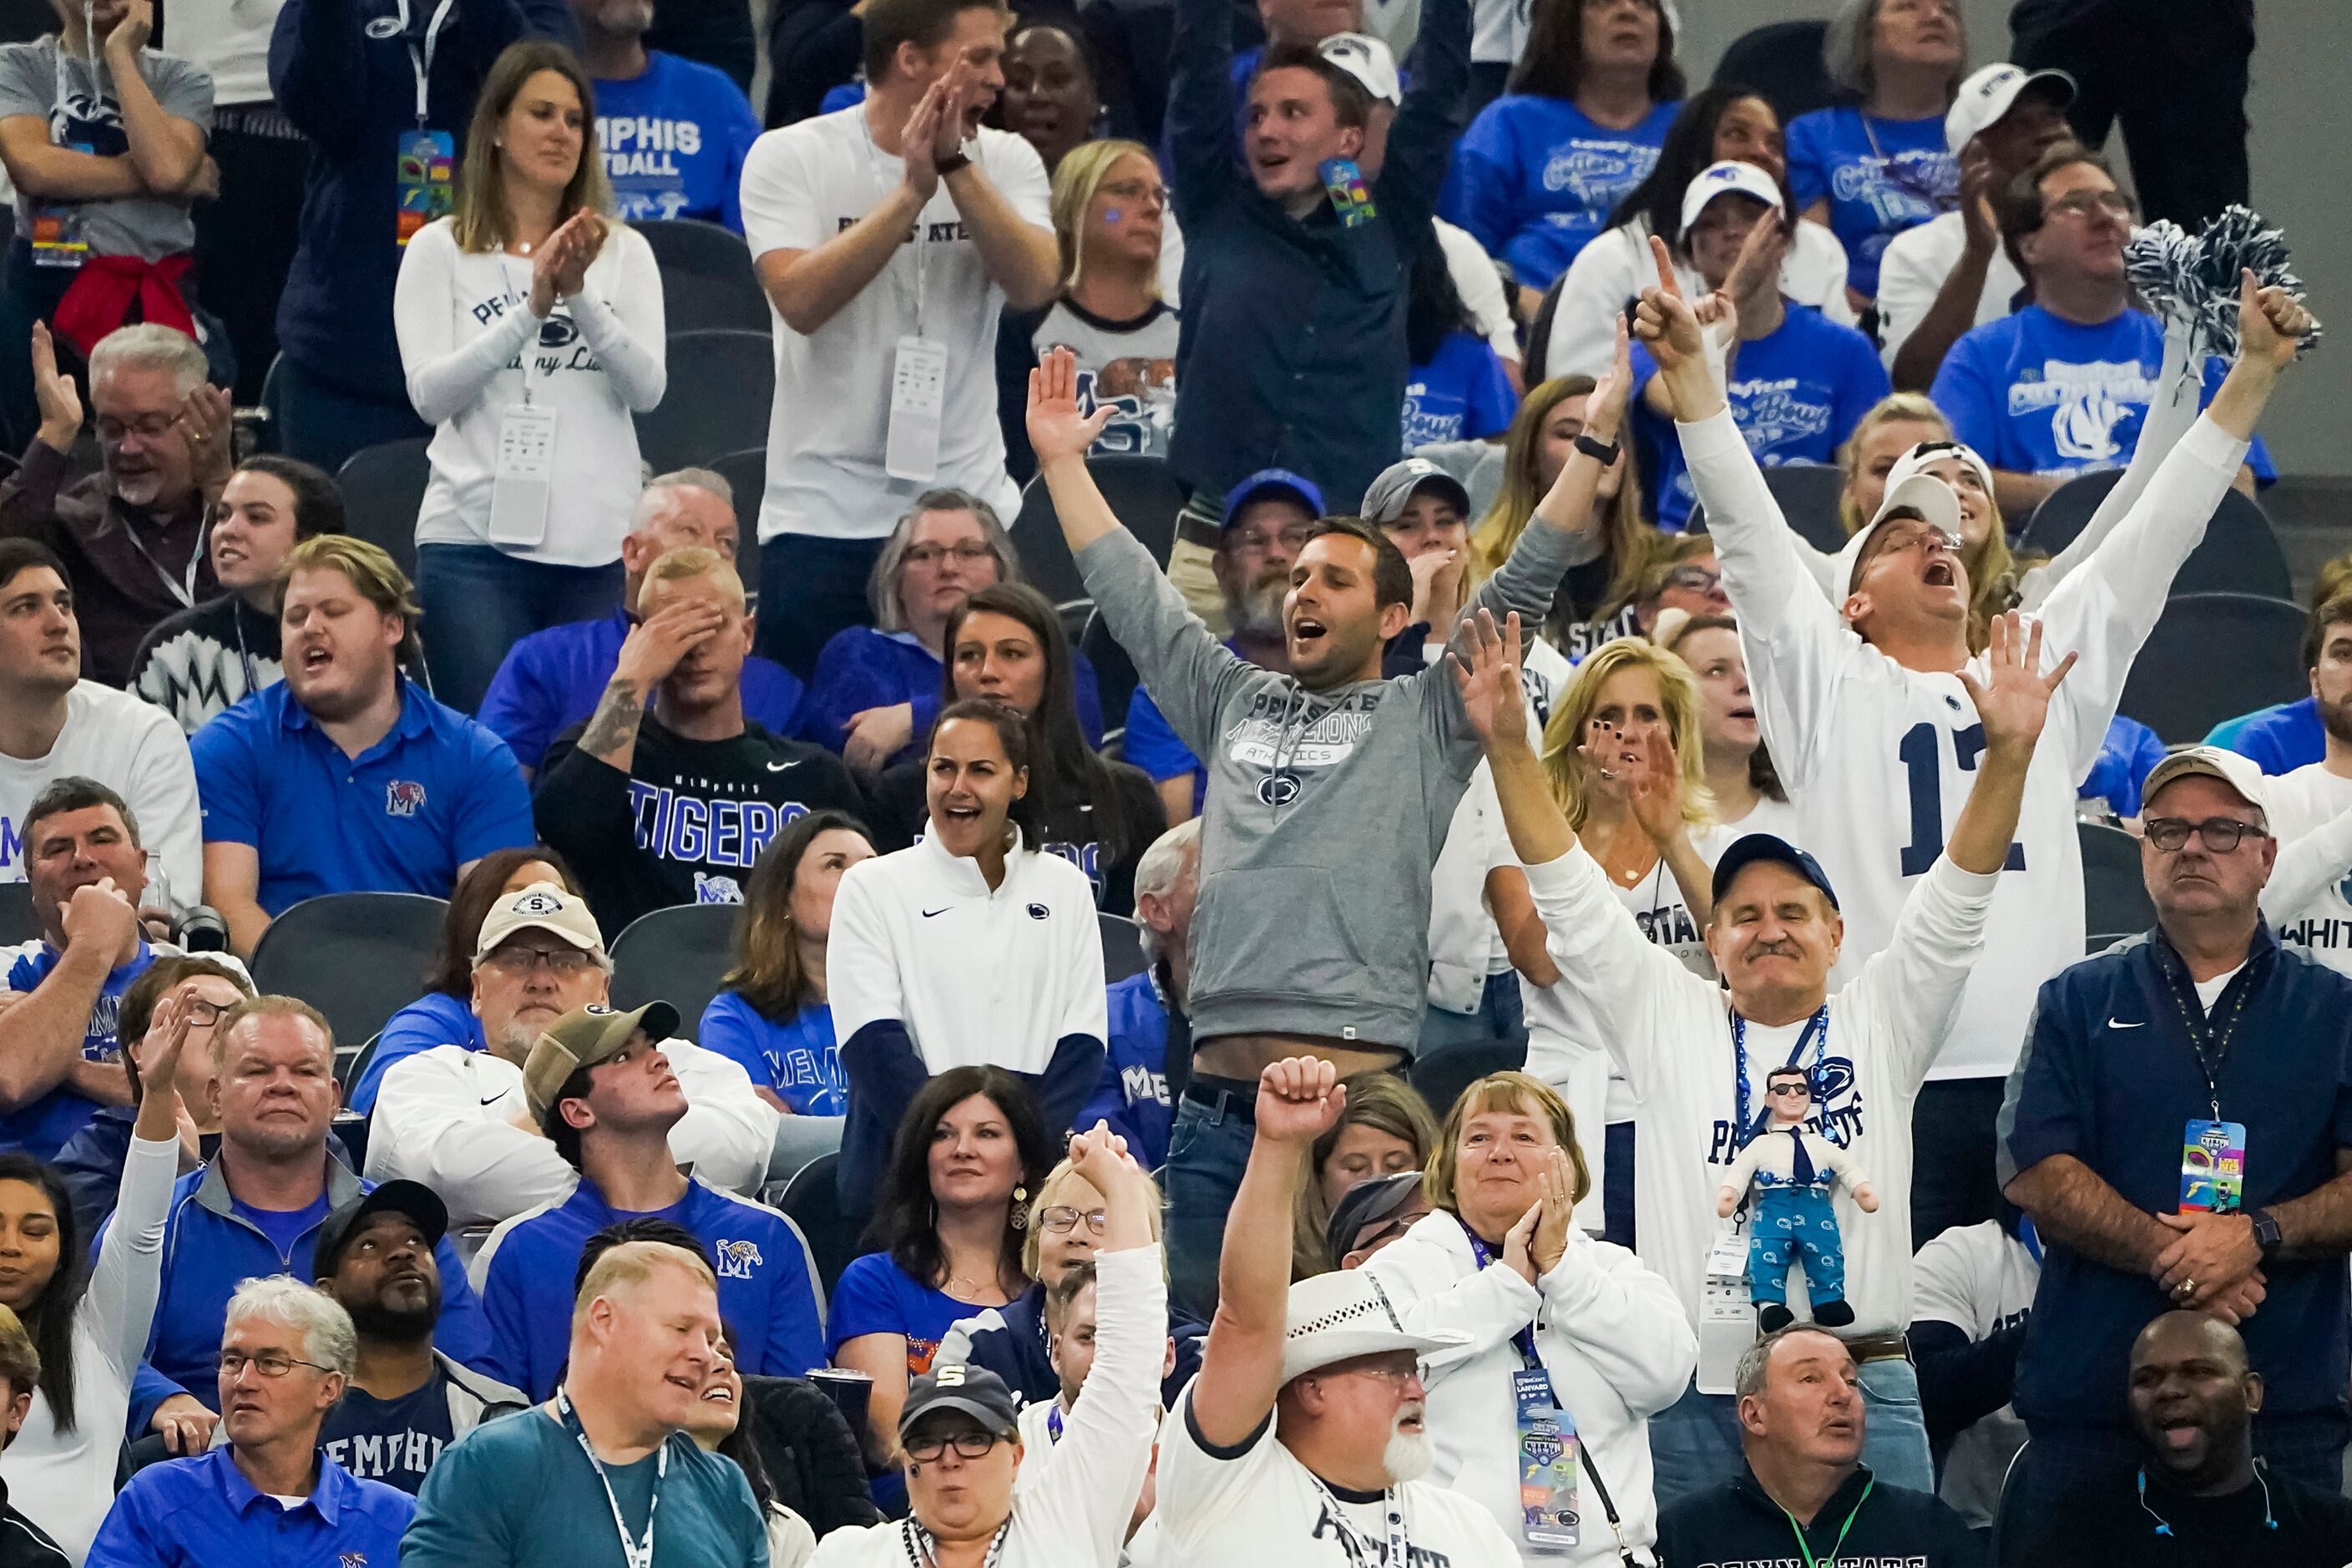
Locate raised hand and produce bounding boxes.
[1254,1056,1344,1146]
[1576,718,1636,802]
[1619,729,1687,849]
[549,210,606,298]
[614,594,730,690]
[134,982,200,1142]
[176,381,231,493]
[934,52,984,161]
[1956,611,2076,761]
[1448,609,1529,751]
[1500,1198,1540,1284]
[2238,267,2319,372]
[1722,208,1787,305]
[899,79,948,202]
[1406,546,1466,638]
[29,322,81,454]
[1956,144,2000,255]
[1633,235,1708,371]
[62,877,139,960]
[1530,1147,1576,1274]
[1585,313,1635,438]
[104,0,152,58]
[1026,346,1115,466]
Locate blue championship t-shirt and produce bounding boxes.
[594,51,761,231]
[1403,329,1519,451]
[1784,106,1955,300]
[1439,94,1679,291]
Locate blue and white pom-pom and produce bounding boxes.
[2126,205,2322,362]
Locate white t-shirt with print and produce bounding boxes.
[1909,1218,2038,1528]
[0,680,200,901]
[1153,1384,1521,1568]
[2263,762,2352,975]
[739,107,1050,543]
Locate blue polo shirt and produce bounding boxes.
[85,1444,415,1568]
[0,939,157,1158]
[2000,924,2352,1431]
[191,678,534,913]
[477,1175,825,1399]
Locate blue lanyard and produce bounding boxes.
[1731,1005,1835,1153]
[1459,1218,1545,1369]
[1045,1403,1064,1444]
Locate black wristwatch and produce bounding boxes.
[935,150,973,177]
[1574,431,1620,465]
[2248,1206,2283,1261]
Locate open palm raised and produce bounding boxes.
[1958,610,2077,754]
[1026,346,1115,465]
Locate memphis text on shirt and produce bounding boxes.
[599,114,707,172]
[838,216,974,244]
[626,781,808,886]
[325,1427,443,1481]
[1706,1054,1865,1167]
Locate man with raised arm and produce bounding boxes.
[1026,344,1604,1314]
[1153,1057,1518,1565]
[1631,232,2318,1249]
[1459,603,2066,1504]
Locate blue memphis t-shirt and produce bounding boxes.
[1439,94,1679,291]
[1784,105,1955,300]
[696,992,845,1115]
[594,51,762,233]
[1403,329,1519,452]
[1930,305,2279,484]
[0,940,157,1158]
[1631,302,1892,530]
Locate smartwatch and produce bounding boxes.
[2248,1206,2283,1261]
[935,151,973,177]
[1574,432,1620,466]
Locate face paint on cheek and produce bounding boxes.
[1103,208,1123,225]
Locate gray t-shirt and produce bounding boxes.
[0,38,213,260]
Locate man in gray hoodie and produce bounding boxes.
[1027,346,1621,1312]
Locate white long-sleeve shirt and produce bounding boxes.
[1695,395,2251,1082]
[364,1035,776,1227]
[0,681,201,904]
[2260,762,2352,974]
[18,1133,175,1563]
[394,216,666,568]
[1364,1213,1693,1565]
[811,1243,1166,1568]
[1521,844,1996,1338]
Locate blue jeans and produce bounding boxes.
[415,544,624,715]
[1649,1359,1935,1510]
[1164,1084,1256,1321]
[274,356,431,477]
[1415,971,1528,1054]
[756,533,889,681]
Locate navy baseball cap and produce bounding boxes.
[1710,833,1839,913]
[899,1363,1021,1440]
[1222,468,1324,525]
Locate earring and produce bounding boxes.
[1009,1185,1029,1228]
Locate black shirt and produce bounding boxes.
[864,756,1165,915]
[317,1370,461,1495]
[535,713,865,933]
[1655,1463,1980,1568]
[0,1478,66,1568]
[2018,1460,2352,1567]
[129,592,283,735]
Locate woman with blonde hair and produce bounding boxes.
[1291,1070,1439,1277]
[394,38,665,712]
[999,137,1176,475]
[1364,1070,1692,1565]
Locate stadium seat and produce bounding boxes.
[1712,21,1836,123]
[1410,1038,1527,1118]
[2078,821,2155,942]
[705,446,766,599]
[610,903,743,1028]
[0,881,36,945]
[1099,911,1148,984]
[638,218,771,334]
[781,1151,862,1296]
[334,438,431,581]
[2118,592,2306,744]
[2018,469,2291,599]
[249,893,449,1057]
[1989,1439,2036,1568]
[1009,453,1185,609]
[1081,604,1141,731]
[1762,463,1849,554]
[635,330,775,473]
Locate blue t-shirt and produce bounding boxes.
[346,989,483,1115]
[697,991,843,1115]
[0,940,157,1157]
[2208,697,2324,776]
[1403,330,1519,452]
[594,51,761,231]
[317,1367,462,1495]
[826,1251,989,1369]
[233,1191,332,1259]
[1632,303,1891,529]
[1080,970,1174,1170]
[1439,94,1679,291]
[799,626,1105,766]
[1931,305,2279,485]
[190,679,535,914]
[1783,105,1955,300]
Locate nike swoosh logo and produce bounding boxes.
[923,907,950,918]
[2106,1018,2146,1029]
[480,1095,505,1105]
[766,761,798,772]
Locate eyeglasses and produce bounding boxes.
[1039,1205,1108,1235]
[2044,190,2137,223]
[96,415,178,444]
[483,945,597,975]
[1870,524,1963,564]
[1664,564,1722,594]
[2144,817,2269,854]
[1100,177,1166,205]
[1312,1355,1424,1388]
[220,1350,333,1380]
[904,543,995,568]
[185,999,228,1026]
[904,1430,1004,1462]
[1227,523,1316,555]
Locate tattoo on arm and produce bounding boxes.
[580,678,644,766]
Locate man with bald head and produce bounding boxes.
[2003,747,2352,1509]
[478,471,807,773]
[2015,1312,2352,1561]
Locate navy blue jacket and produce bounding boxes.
[268,0,580,404]
[1163,0,1466,513]
[938,1280,1204,1410]
[2000,923,2352,1430]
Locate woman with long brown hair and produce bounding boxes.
[393,38,665,712]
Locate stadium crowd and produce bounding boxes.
[0,0,2336,1560]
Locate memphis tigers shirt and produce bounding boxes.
[534,712,863,935]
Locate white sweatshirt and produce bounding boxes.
[393,216,666,568]
[1695,397,2251,1082]
[1521,843,1996,1338]
[12,1133,175,1563]
[364,1035,777,1227]
[1364,1213,1693,1565]
[0,680,201,904]
[2260,762,2352,975]
[810,1244,1166,1568]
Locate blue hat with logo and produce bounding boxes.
[1710,833,1839,913]
[1222,468,1325,527]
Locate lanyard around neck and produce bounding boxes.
[899,1517,1009,1568]
[395,0,457,128]
[2162,949,2252,1124]
[555,1387,664,1568]
[1732,1005,1833,1154]
[1784,1476,1874,1568]
[1305,1474,1407,1568]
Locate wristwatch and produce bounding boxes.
[2248,1206,2283,1261]
[1574,431,1620,466]
[935,150,973,177]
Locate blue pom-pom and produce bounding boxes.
[2125,205,2321,362]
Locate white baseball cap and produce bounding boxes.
[1835,477,1963,601]
[474,882,605,964]
[2142,746,2269,818]
[1281,1269,1467,1383]
[1319,32,1400,107]
[1680,159,1783,233]
[1945,63,2076,154]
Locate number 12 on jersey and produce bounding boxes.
[1898,721,2027,877]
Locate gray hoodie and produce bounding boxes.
[1076,518,1578,1049]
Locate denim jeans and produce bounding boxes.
[1415,971,1528,1055]
[1649,1358,1935,1511]
[756,533,889,681]
[414,544,625,715]
[273,356,432,477]
[1163,1086,1256,1321]
[1602,1121,1636,1250]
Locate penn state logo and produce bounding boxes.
[511,889,565,916]
[385,780,427,817]
[583,1003,616,1017]
[363,14,402,36]
[538,315,579,348]
[1026,902,1050,920]
[1257,772,1301,807]
[715,1238,763,1279]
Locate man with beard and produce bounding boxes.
[190,534,534,957]
[313,1181,529,1495]
[2253,593,2352,977]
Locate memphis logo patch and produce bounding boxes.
[385,780,427,817]
[716,1238,763,1279]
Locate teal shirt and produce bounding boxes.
[400,1404,768,1568]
